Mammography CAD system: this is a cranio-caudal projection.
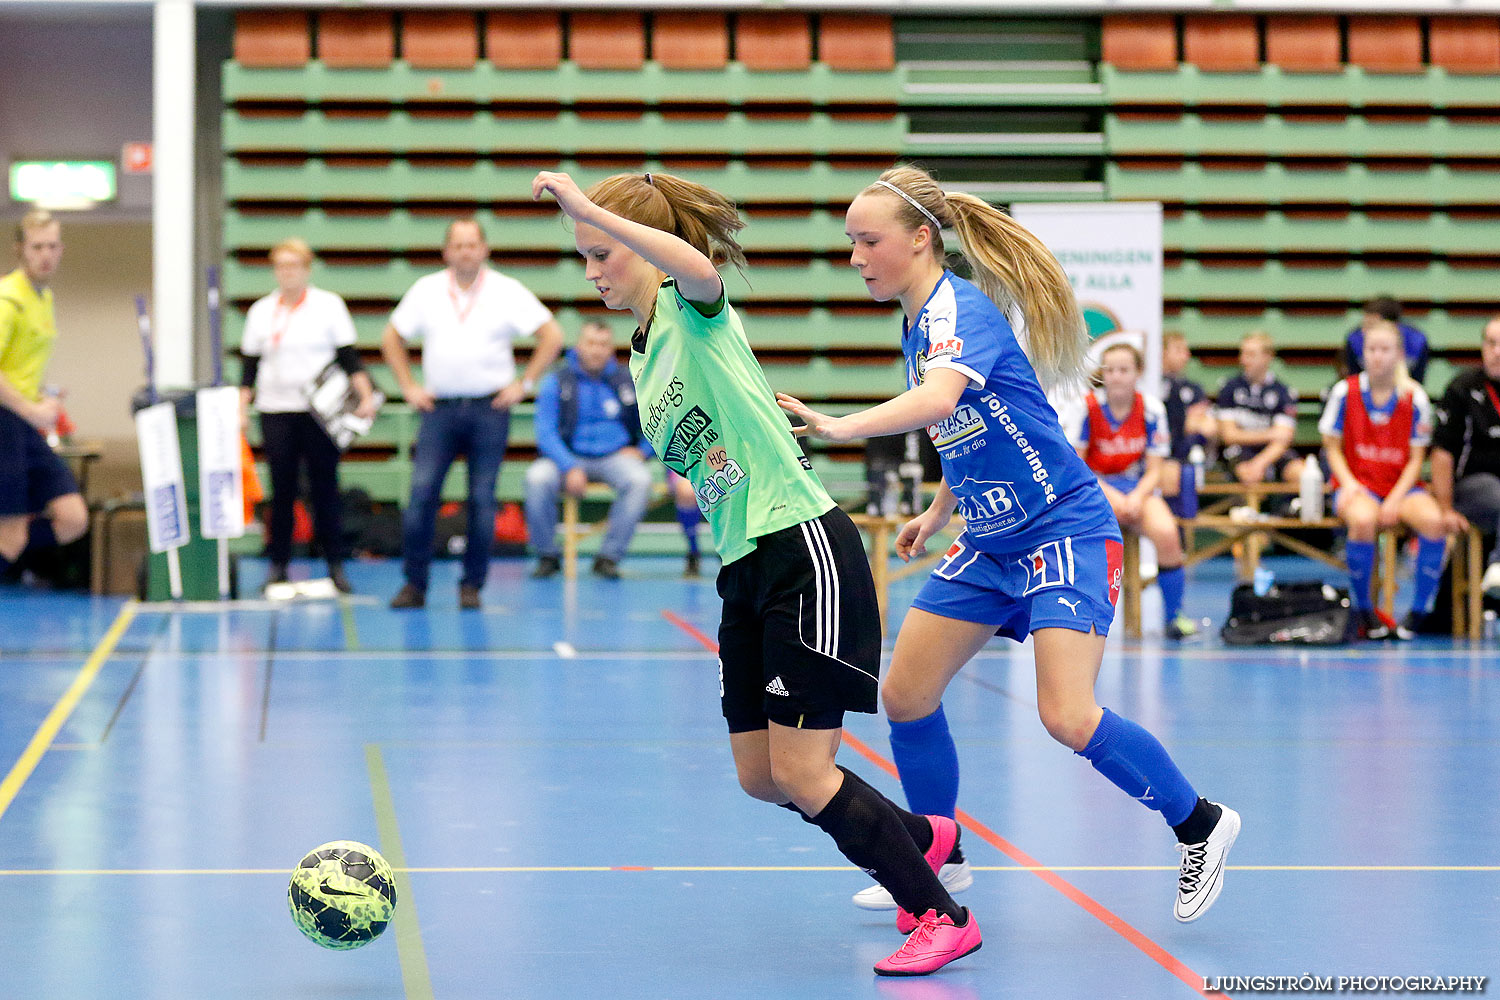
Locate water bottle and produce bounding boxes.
[880,471,900,518]
[42,384,62,448]
[1179,445,1204,519]
[1299,459,1324,523]
[1253,565,1275,597]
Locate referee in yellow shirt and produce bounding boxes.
[0,210,87,572]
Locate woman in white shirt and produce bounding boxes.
[239,238,378,592]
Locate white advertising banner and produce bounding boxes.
[1009,201,1165,395]
[135,401,190,553]
[195,385,245,540]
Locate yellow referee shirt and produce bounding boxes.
[0,268,56,402]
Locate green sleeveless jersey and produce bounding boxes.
[630,281,834,565]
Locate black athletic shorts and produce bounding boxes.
[0,406,79,517]
[715,506,881,733]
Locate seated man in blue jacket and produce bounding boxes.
[525,322,651,579]
[1342,295,1429,385]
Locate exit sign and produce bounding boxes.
[8,160,117,208]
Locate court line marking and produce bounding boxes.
[256,607,279,743]
[366,743,434,1000]
[3,864,1494,877]
[662,609,1216,999]
[338,595,361,651]
[0,602,138,826]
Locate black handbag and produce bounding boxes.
[1220,581,1351,646]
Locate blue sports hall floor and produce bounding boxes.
[0,552,1495,1000]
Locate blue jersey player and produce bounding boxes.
[778,164,1240,926]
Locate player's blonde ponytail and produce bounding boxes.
[863,165,1090,393]
[585,172,747,272]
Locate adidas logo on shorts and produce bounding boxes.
[765,676,790,696]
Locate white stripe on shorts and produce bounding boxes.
[799,519,840,657]
[810,518,841,656]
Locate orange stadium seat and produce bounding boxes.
[1428,16,1500,74]
[652,12,730,70]
[1182,14,1260,72]
[485,11,562,69]
[317,10,395,69]
[570,12,646,70]
[736,13,813,71]
[403,11,479,70]
[1264,15,1341,72]
[819,14,895,71]
[1347,16,1423,73]
[234,11,311,68]
[1101,15,1179,71]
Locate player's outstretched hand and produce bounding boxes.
[532,171,596,222]
[776,392,850,442]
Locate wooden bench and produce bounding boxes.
[1122,509,1486,640]
[558,483,668,580]
[847,510,961,624]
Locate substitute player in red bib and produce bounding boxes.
[779,164,1239,927]
[1320,319,1445,640]
[532,168,980,976]
[1066,343,1196,639]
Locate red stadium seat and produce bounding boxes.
[318,10,395,69]
[1182,14,1260,72]
[653,12,730,70]
[1265,15,1341,72]
[403,11,479,70]
[1347,16,1423,73]
[736,13,813,71]
[485,11,562,69]
[1428,16,1500,74]
[819,14,895,71]
[570,12,646,70]
[1102,15,1178,71]
[234,11,311,68]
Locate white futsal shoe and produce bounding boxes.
[1173,803,1241,922]
[853,859,974,911]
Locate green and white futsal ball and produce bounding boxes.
[287,840,398,950]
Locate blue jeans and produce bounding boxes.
[402,398,511,590]
[524,451,652,562]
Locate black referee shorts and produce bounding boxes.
[716,506,881,733]
[0,406,79,517]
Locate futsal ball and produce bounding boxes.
[287,840,398,950]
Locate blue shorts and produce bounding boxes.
[911,513,1124,641]
[1101,472,1141,494]
[1332,482,1427,509]
[0,407,79,517]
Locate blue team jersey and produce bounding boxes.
[903,272,1115,554]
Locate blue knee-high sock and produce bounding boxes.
[888,705,960,819]
[1158,565,1185,622]
[675,506,700,555]
[1346,539,1376,610]
[1077,707,1198,827]
[1411,536,1446,616]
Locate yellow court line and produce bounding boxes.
[3,863,1499,877]
[0,602,137,825]
[366,744,434,1000]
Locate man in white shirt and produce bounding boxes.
[382,218,563,609]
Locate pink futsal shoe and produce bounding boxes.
[896,815,961,935]
[874,909,982,977]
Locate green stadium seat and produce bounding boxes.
[1100,64,1500,110]
[1107,111,1497,158]
[1108,161,1500,206]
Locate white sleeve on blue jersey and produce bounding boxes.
[1142,393,1171,458]
[1410,384,1434,447]
[1318,379,1348,438]
[921,279,999,389]
[1062,394,1090,448]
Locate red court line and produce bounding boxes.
[663,607,1226,999]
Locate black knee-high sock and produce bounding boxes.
[809,766,963,923]
[783,781,935,854]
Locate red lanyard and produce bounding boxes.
[1485,379,1500,422]
[447,270,484,325]
[269,289,307,354]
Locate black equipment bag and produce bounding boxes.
[1220,581,1350,646]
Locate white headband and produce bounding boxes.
[874,180,943,234]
